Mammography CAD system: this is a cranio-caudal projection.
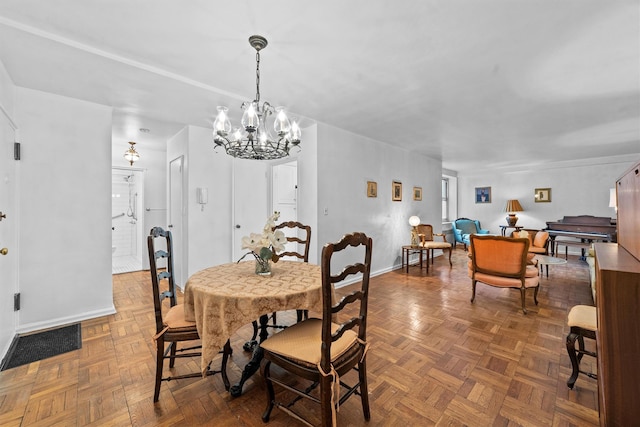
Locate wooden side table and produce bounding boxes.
[402,245,430,273]
[500,225,523,236]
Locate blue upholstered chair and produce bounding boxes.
[453,218,490,250]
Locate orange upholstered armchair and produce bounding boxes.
[468,234,540,314]
[513,229,549,255]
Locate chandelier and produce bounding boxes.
[213,35,301,160]
[123,141,140,166]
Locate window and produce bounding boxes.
[442,178,449,221]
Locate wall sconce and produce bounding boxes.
[409,215,421,246]
[197,187,208,211]
[123,141,140,166]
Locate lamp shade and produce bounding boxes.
[409,216,421,226]
[609,188,616,208]
[504,199,523,213]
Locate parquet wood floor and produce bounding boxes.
[0,249,600,426]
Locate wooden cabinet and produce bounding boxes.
[594,160,640,426]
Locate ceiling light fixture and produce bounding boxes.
[212,35,301,160]
[124,141,140,166]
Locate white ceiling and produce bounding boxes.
[0,1,638,171]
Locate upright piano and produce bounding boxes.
[544,215,617,257]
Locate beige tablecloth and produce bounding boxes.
[184,260,322,374]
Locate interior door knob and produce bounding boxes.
[0,212,5,221]
[236,224,241,229]
[0,248,8,255]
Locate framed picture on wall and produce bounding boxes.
[392,181,402,201]
[367,181,377,198]
[535,188,551,203]
[475,186,491,203]
[413,187,422,201]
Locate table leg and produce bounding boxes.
[426,249,430,273]
[230,313,269,397]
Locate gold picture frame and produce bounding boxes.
[392,181,402,201]
[367,181,377,198]
[413,187,422,201]
[535,188,551,203]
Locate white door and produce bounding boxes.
[232,158,269,262]
[272,161,298,223]
[0,111,17,353]
[169,156,184,286]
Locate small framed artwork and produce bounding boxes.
[413,187,422,201]
[392,181,402,201]
[475,186,491,204]
[367,181,377,198]
[535,188,551,203]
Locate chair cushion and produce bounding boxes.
[419,241,452,249]
[471,271,539,288]
[163,303,197,331]
[533,231,549,248]
[467,263,538,279]
[456,220,478,236]
[567,305,597,331]
[260,318,358,366]
[528,246,547,254]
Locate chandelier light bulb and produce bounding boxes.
[213,106,231,136]
[241,102,259,132]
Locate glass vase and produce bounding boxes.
[255,258,272,276]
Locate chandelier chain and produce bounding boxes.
[255,50,261,103]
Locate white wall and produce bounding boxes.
[316,123,442,275]
[457,156,638,252]
[185,125,233,275]
[15,87,114,332]
[296,124,319,264]
[0,59,17,356]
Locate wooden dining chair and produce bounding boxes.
[246,221,312,351]
[147,226,231,402]
[566,305,598,389]
[261,232,372,427]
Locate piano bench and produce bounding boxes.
[555,240,591,260]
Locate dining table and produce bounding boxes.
[183,259,322,397]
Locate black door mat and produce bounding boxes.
[1,323,82,371]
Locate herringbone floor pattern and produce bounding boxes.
[0,249,599,426]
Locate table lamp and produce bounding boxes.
[504,199,523,226]
[609,188,617,212]
[409,215,421,245]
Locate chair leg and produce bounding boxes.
[470,280,477,303]
[296,309,308,322]
[169,342,177,368]
[358,359,371,421]
[447,247,452,267]
[320,368,334,427]
[221,339,231,391]
[566,331,580,389]
[520,288,528,314]
[533,286,539,305]
[154,337,165,402]
[261,360,275,422]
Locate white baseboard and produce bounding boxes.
[16,305,117,334]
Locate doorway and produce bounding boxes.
[111,168,144,274]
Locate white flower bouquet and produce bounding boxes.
[238,211,286,275]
